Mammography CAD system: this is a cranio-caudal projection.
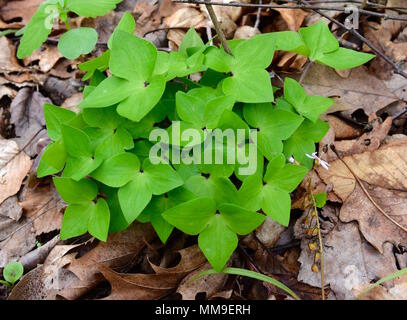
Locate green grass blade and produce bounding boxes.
[196,267,300,300]
[357,267,407,299]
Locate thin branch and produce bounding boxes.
[174,1,407,21]
[254,0,262,30]
[330,144,407,234]
[204,0,233,55]
[299,60,313,84]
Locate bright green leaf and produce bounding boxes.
[198,215,237,272]
[58,27,98,60]
[53,177,98,204]
[91,152,140,187]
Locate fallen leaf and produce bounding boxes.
[99,245,205,300]
[317,136,407,251]
[324,115,362,140]
[298,220,398,299]
[302,64,399,117]
[164,7,206,29]
[0,37,23,73]
[23,46,62,73]
[58,223,156,299]
[0,180,63,268]
[0,138,32,205]
[0,0,42,27]
[255,217,286,248]
[234,26,260,39]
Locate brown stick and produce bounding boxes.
[204,1,233,55]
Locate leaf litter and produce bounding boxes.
[1,0,407,301]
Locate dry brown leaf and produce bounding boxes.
[8,243,84,300]
[23,46,62,73]
[302,64,399,117]
[298,221,398,299]
[255,217,285,248]
[324,115,362,140]
[10,88,50,156]
[167,29,186,49]
[272,6,308,31]
[99,245,205,300]
[133,0,161,37]
[234,26,260,39]
[58,224,155,299]
[99,265,182,300]
[164,7,206,29]
[317,136,407,251]
[0,181,63,268]
[355,275,407,300]
[149,245,206,275]
[0,139,31,205]
[0,0,42,26]
[62,92,82,113]
[0,37,23,73]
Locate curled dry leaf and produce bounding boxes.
[58,223,156,299]
[23,46,62,73]
[324,115,363,140]
[302,64,399,117]
[99,245,206,300]
[133,0,161,37]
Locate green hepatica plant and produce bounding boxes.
[23,0,375,272]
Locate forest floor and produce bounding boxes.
[1,0,407,300]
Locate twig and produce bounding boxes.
[299,60,313,84]
[204,0,233,55]
[254,0,262,30]
[308,179,325,300]
[174,1,407,21]
[330,144,407,234]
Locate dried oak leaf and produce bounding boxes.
[317,136,407,251]
[9,224,155,300]
[99,245,206,300]
[58,223,156,299]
